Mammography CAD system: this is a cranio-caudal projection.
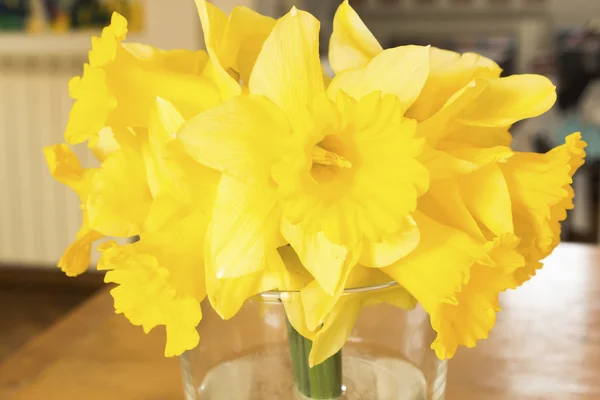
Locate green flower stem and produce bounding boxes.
[287,320,311,396]
[286,319,343,399]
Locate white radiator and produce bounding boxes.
[0,55,97,267]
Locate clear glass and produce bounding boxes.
[181,287,447,400]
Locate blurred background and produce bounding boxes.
[0,0,599,362]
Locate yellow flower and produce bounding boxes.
[414,72,556,242]
[194,0,276,99]
[85,127,153,237]
[65,12,220,146]
[48,95,219,357]
[43,144,102,276]
[382,213,524,359]
[326,0,576,360]
[98,208,207,357]
[176,7,429,318]
[500,132,586,285]
[329,0,501,122]
[329,1,555,150]
[96,100,220,357]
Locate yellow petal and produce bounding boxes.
[66,66,116,144]
[108,46,221,125]
[44,144,103,276]
[123,43,208,74]
[501,132,586,285]
[137,210,209,302]
[88,12,128,67]
[176,95,291,184]
[359,216,420,268]
[142,192,185,234]
[459,163,514,236]
[87,129,152,237]
[195,0,242,99]
[442,144,513,166]
[282,218,350,295]
[456,75,557,127]
[328,0,382,73]
[383,212,492,358]
[209,175,282,279]
[407,48,501,121]
[431,234,524,359]
[418,75,551,146]
[384,214,523,358]
[418,145,483,180]
[43,143,91,195]
[88,127,120,162]
[98,241,202,357]
[144,98,186,198]
[249,7,325,126]
[327,45,429,112]
[309,285,416,366]
[278,246,330,342]
[221,6,276,85]
[160,145,221,215]
[383,212,488,311]
[58,217,103,277]
[196,0,228,55]
[278,245,314,290]
[145,98,220,217]
[443,124,512,149]
[66,12,220,144]
[418,179,484,240]
[281,290,316,342]
[417,79,488,145]
[299,256,365,331]
[309,294,363,366]
[205,240,284,320]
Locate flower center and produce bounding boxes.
[310,135,351,183]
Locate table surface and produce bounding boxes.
[1,243,600,400]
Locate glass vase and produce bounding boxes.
[180,286,447,400]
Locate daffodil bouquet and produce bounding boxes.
[45,0,586,398]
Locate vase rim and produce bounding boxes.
[258,281,399,302]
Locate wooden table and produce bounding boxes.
[1,243,600,400]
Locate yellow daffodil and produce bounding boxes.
[500,132,586,285]
[98,207,208,357]
[194,0,276,99]
[329,0,501,122]
[49,8,223,356]
[382,214,524,359]
[65,12,220,146]
[396,134,585,359]
[329,0,585,360]
[329,1,554,150]
[43,144,102,276]
[328,0,553,239]
[96,99,219,357]
[176,7,429,320]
